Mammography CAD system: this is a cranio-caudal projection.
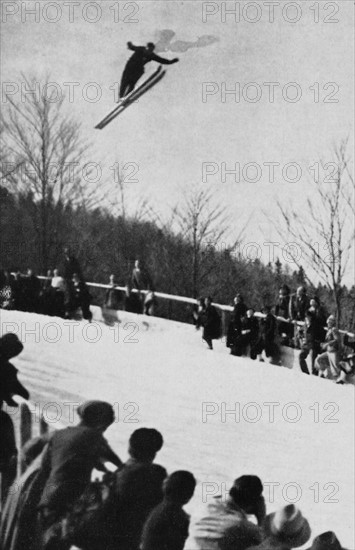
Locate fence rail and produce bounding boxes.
[35,276,354,337]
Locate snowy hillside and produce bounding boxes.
[1,309,354,548]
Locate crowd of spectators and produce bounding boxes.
[0,247,93,322]
[0,369,349,550]
[194,286,355,384]
[1,255,354,383]
[0,256,156,320]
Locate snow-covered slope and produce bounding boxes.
[1,309,354,548]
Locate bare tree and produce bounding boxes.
[0,74,96,271]
[172,186,246,298]
[270,139,354,323]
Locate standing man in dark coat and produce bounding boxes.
[256,306,278,361]
[68,273,92,321]
[201,296,221,350]
[62,246,84,316]
[23,268,41,313]
[232,308,260,358]
[275,285,292,344]
[227,294,247,349]
[107,428,167,550]
[62,247,83,282]
[120,42,179,98]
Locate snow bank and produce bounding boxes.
[0,309,353,548]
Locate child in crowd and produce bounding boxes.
[141,470,196,550]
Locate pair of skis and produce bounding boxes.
[95,66,166,130]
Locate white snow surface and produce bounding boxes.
[1,309,354,549]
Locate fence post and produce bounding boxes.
[19,403,32,474]
[20,403,32,447]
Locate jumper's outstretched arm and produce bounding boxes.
[150,53,179,64]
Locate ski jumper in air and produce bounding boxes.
[120,41,179,97]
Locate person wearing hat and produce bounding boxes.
[0,333,29,501]
[107,428,167,550]
[314,315,341,380]
[306,531,347,550]
[141,470,196,550]
[0,333,29,407]
[193,475,266,550]
[38,400,122,550]
[248,504,311,550]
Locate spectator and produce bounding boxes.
[201,296,221,350]
[0,269,13,309]
[10,269,26,311]
[193,475,266,550]
[337,333,355,383]
[0,333,29,408]
[308,296,326,326]
[0,334,29,501]
[38,400,122,550]
[51,268,65,292]
[141,470,196,550]
[107,428,167,550]
[124,281,143,313]
[42,269,53,293]
[144,290,157,316]
[67,273,92,321]
[256,306,278,362]
[23,268,41,313]
[48,268,66,317]
[227,294,247,350]
[132,259,153,292]
[104,274,121,309]
[298,310,324,375]
[314,315,341,381]
[275,285,291,344]
[290,286,310,349]
[193,297,205,330]
[232,308,259,358]
[306,531,346,550]
[248,504,311,550]
[290,286,309,322]
[62,246,83,282]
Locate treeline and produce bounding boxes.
[1,185,354,331]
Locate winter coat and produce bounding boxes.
[0,360,29,408]
[290,295,309,322]
[275,296,290,320]
[38,425,121,515]
[108,458,167,550]
[202,305,222,340]
[227,303,247,347]
[141,500,190,550]
[193,496,262,550]
[62,255,83,282]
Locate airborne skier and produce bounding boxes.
[120,41,179,97]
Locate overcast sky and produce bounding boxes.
[1,0,354,283]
